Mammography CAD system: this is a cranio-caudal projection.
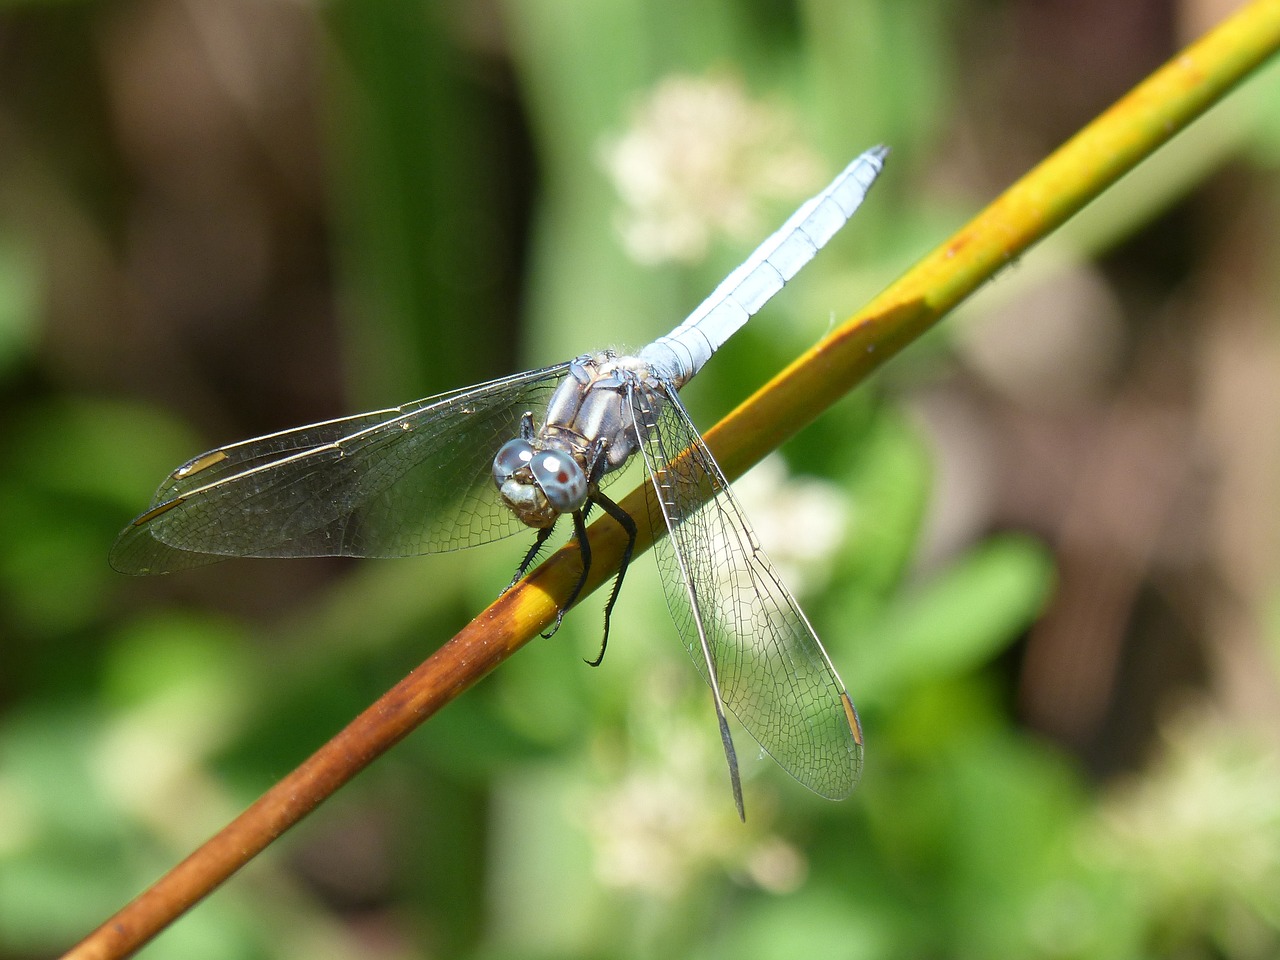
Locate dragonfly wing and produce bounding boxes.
[630,383,863,801]
[110,363,572,574]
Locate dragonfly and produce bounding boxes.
[111,145,888,819]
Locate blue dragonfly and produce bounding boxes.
[111,146,888,818]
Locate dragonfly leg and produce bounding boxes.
[518,409,537,440]
[583,490,636,667]
[507,524,557,593]
[543,509,592,639]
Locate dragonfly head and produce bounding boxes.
[493,438,588,528]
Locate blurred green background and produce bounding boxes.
[2,1,1279,958]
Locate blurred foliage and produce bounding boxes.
[0,1,1278,959]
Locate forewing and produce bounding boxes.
[110,363,572,574]
[632,384,862,799]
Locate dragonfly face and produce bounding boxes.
[491,352,653,531]
[491,438,573,528]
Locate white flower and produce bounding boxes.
[601,74,823,264]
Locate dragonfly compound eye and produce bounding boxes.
[493,438,536,485]
[529,450,588,513]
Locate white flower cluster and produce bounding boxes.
[601,74,823,265]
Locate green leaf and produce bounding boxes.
[850,535,1055,704]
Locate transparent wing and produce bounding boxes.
[110,362,573,574]
[631,383,863,800]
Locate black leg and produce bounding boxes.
[506,524,556,593]
[543,509,592,639]
[583,490,637,667]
